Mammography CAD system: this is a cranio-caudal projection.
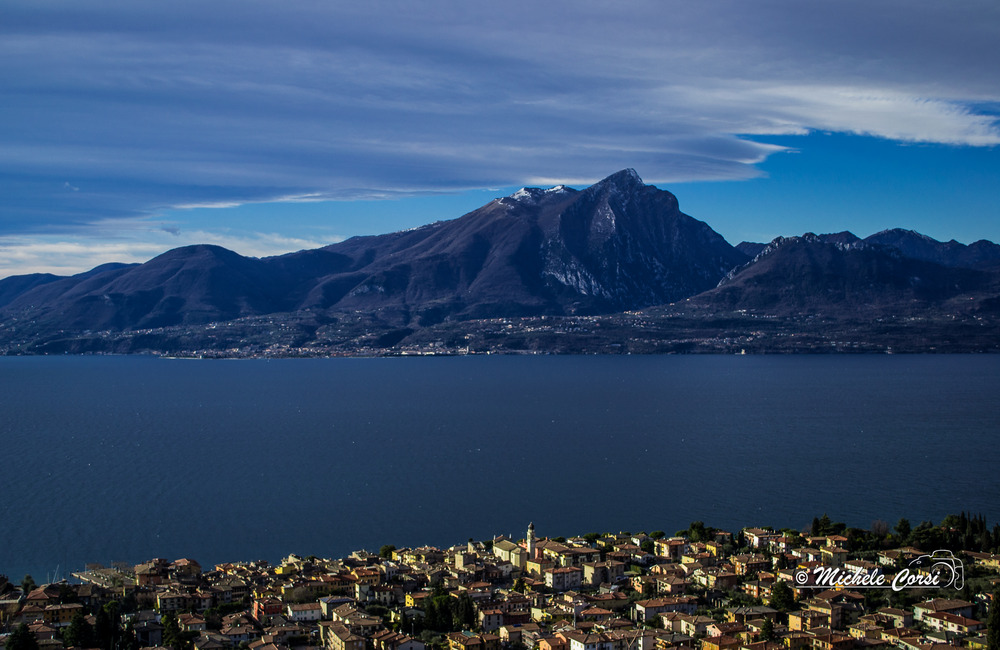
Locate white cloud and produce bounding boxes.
[0,228,335,279]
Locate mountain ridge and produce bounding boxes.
[1,169,998,355]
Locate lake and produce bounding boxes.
[1,354,998,583]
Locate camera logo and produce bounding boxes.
[900,549,964,590]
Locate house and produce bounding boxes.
[545,567,583,591]
[692,567,738,590]
[654,539,688,561]
[731,554,770,576]
[447,632,500,650]
[633,597,698,622]
[878,608,912,628]
[743,529,780,549]
[287,602,323,623]
[493,540,528,569]
[922,612,983,636]
[133,619,164,647]
[371,629,425,650]
[179,613,208,632]
[561,630,615,650]
[156,591,188,612]
[254,597,284,623]
[479,609,504,632]
[171,558,203,580]
[788,610,829,631]
[725,606,777,624]
[678,614,714,637]
[701,635,740,650]
[323,623,366,650]
[222,623,258,645]
[912,598,975,622]
[43,603,84,628]
[819,547,848,569]
[808,631,854,650]
[583,561,626,587]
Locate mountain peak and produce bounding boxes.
[600,168,644,189]
[508,184,574,204]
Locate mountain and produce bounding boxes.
[863,228,1000,270]
[0,170,749,332]
[692,233,997,315]
[735,241,767,258]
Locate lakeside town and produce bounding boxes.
[2,516,999,650]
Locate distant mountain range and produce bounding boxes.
[2,170,999,355]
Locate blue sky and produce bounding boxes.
[1,0,998,277]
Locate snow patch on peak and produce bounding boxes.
[508,184,572,204]
[622,168,642,183]
[872,228,937,242]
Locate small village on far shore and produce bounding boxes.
[2,516,999,650]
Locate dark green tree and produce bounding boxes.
[63,612,94,648]
[94,606,114,650]
[379,544,396,559]
[162,612,183,650]
[987,589,1000,650]
[761,617,775,642]
[817,514,833,535]
[20,575,36,595]
[58,584,78,604]
[768,580,795,613]
[423,598,440,632]
[895,518,912,542]
[5,623,40,650]
[650,531,666,540]
[455,594,476,629]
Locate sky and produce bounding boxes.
[1,0,999,278]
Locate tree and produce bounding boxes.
[162,612,183,650]
[817,514,833,535]
[63,612,94,648]
[95,606,115,650]
[58,583,78,604]
[6,624,40,650]
[987,589,1000,650]
[20,575,36,595]
[895,518,912,541]
[761,617,775,642]
[379,544,396,559]
[455,594,476,629]
[650,531,666,540]
[769,580,795,613]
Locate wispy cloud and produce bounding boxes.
[0,227,335,279]
[0,0,997,241]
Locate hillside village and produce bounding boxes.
[2,519,999,650]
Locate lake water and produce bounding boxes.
[2,354,999,583]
